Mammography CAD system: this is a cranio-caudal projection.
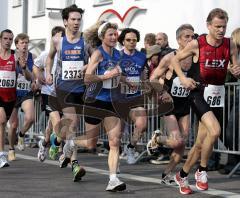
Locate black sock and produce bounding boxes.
[19,131,25,137]
[198,165,208,172]
[162,173,166,179]
[54,138,61,146]
[180,169,188,178]
[127,143,135,149]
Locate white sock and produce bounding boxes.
[110,174,117,181]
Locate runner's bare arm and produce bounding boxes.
[46,37,58,84]
[150,52,173,81]
[171,40,197,89]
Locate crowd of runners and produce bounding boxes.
[0,4,240,195]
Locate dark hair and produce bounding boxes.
[176,24,194,39]
[61,4,84,21]
[206,8,228,23]
[0,29,13,38]
[118,28,140,45]
[51,26,65,37]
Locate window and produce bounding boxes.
[93,0,113,7]
[12,0,22,7]
[37,0,45,15]
[66,0,75,7]
[32,0,45,17]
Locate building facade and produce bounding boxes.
[6,0,240,54]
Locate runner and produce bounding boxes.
[8,33,35,160]
[0,29,31,167]
[46,4,88,182]
[148,24,195,184]
[33,26,65,162]
[63,21,126,191]
[116,28,147,164]
[171,8,240,194]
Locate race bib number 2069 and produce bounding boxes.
[0,71,16,88]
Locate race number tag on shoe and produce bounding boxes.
[0,71,16,88]
[170,77,190,97]
[17,75,31,91]
[62,61,84,80]
[204,84,225,107]
[121,76,140,94]
[102,70,120,89]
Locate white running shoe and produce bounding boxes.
[161,174,177,186]
[59,140,75,168]
[106,177,126,192]
[63,140,75,158]
[37,139,47,162]
[124,145,137,164]
[0,154,9,168]
[147,129,162,155]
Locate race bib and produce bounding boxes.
[170,77,190,97]
[102,69,120,89]
[17,75,31,91]
[121,76,140,94]
[62,61,84,80]
[204,84,225,107]
[102,76,120,89]
[0,71,16,88]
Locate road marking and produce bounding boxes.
[17,153,240,198]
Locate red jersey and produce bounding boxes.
[198,34,230,85]
[0,53,16,102]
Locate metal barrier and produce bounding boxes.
[21,82,240,177]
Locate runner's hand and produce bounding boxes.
[180,77,196,90]
[46,73,53,85]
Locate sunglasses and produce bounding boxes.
[125,38,137,43]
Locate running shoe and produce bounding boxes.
[49,133,59,160]
[59,154,71,168]
[0,154,9,168]
[49,146,59,160]
[195,169,208,191]
[38,139,47,162]
[72,163,86,182]
[17,136,25,151]
[8,150,16,161]
[124,145,138,164]
[59,140,75,168]
[161,174,177,186]
[147,129,163,155]
[106,177,126,192]
[174,172,192,195]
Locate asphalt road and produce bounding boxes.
[0,147,240,198]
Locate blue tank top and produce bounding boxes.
[95,46,121,102]
[119,50,146,98]
[56,36,85,93]
[16,52,33,97]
